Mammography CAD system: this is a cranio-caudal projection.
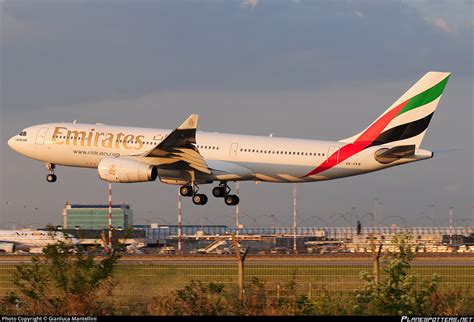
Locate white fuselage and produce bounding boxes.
[8,123,431,184]
[0,229,79,247]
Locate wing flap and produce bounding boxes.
[143,114,211,174]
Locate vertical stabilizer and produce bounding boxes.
[340,72,450,148]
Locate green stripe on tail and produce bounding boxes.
[396,75,450,117]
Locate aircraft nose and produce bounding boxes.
[7,136,15,149]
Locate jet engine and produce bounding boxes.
[98,158,158,183]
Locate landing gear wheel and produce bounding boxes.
[212,186,226,198]
[45,163,57,183]
[212,182,231,198]
[193,194,208,205]
[180,185,193,197]
[225,195,239,206]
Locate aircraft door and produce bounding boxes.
[326,146,340,164]
[229,143,239,158]
[35,127,49,145]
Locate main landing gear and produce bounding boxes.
[179,183,208,205]
[45,163,57,183]
[179,181,240,206]
[213,182,240,206]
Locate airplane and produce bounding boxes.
[0,229,79,253]
[8,71,450,206]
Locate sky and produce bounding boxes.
[0,0,472,229]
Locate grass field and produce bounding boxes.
[1,258,473,310]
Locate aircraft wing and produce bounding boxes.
[143,114,211,174]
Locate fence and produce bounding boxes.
[142,226,473,242]
[1,256,473,310]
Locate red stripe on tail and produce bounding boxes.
[303,100,408,177]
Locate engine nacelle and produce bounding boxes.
[98,158,158,183]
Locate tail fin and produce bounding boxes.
[340,71,450,148]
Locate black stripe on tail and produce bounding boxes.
[369,112,434,147]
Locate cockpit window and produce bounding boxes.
[19,131,27,136]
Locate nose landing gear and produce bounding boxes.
[46,163,57,183]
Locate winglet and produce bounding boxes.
[178,114,199,130]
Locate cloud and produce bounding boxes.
[3,1,472,113]
[429,17,456,35]
[241,0,258,8]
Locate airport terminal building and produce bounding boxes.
[62,202,133,230]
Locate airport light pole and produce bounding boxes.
[373,198,378,230]
[430,204,436,227]
[236,182,240,236]
[3,202,11,229]
[362,213,375,228]
[449,207,454,245]
[200,207,204,231]
[178,189,182,254]
[108,182,113,251]
[350,207,357,225]
[293,184,297,255]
